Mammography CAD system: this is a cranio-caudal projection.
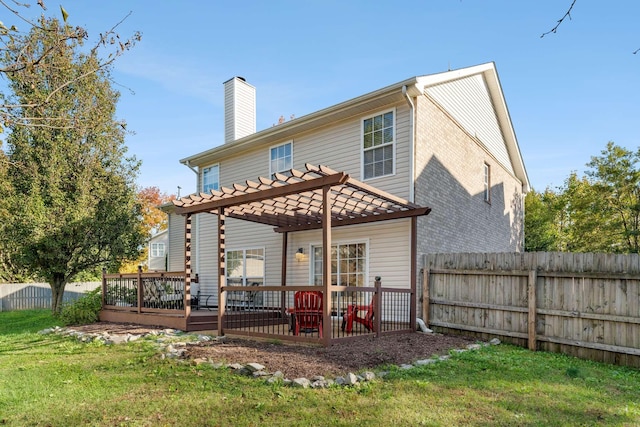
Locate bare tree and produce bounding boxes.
[0,0,141,131]
[541,0,639,54]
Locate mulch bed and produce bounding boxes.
[72,322,476,379]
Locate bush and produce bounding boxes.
[58,288,102,325]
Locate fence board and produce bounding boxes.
[0,282,100,311]
[423,252,640,368]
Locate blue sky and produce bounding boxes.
[8,1,640,195]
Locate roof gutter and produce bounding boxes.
[402,85,416,203]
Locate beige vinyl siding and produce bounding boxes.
[195,213,218,298]
[167,213,185,272]
[285,219,412,289]
[426,74,514,175]
[202,101,412,200]
[192,99,415,302]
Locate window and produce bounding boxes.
[312,243,367,286]
[363,111,394,180]
[202,164,219,192]
[150,243,165,258]
[226,248,265,286]
[483,163,491,203]
[270,142,292,176]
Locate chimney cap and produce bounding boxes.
[223,76,247,84]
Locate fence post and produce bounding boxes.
[527,270,537,351]
[137,265,143,314]
[374,277,382,338]
[422,268,430,326]
[101,268,107,309]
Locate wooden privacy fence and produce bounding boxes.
[0,282,100,311]
[422,252,640,367]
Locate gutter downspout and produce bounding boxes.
[402,85,416,203]
[182,160,200,279]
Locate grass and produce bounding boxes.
[1,310,639,426]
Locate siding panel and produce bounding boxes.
[426,74,513,174]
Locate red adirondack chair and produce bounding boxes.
[341,297,375,333]
[291,291,323,338]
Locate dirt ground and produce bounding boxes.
[73,322,476,379]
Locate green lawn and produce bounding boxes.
[1,310,639,426]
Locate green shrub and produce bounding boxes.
[59,288,102,325]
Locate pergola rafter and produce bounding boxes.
[173,163,431,232]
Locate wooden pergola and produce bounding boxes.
[172,164,431,344]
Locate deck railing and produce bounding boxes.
[221,279,413,344]
[102,268,197,315]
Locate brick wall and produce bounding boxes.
[414,95,524,256]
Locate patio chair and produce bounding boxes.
[291,291,323,338]
[341,296,375,333]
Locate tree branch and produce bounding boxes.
[541,0,577,38]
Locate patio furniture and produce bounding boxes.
[341,297,375,333]
[289,291,323,338]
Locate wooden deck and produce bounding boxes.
[99,308,219,332]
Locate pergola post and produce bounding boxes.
[280,232,288,318]
[322,185,332,346]
[184,214,192,319]
[217,208,226,337]
[410,216,417,332]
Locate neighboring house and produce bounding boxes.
[163,63,529,306]
[147,230,168,271]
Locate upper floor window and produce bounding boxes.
[483,163,491,203]
[270,142,292,176]
[150,243,165,258]
[202,164,219,193]
[363,111,394,180]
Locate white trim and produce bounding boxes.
[268,141,293,176]
[360,107,397,182]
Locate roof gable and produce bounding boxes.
[426,73,513,174]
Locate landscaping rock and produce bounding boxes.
[292,378,311,388]
[362,371,376,381]
[467,343,482,351]
[415,358,437,366]
[245,363,265,372]
[490,338,501,345]
[345,373,358,385]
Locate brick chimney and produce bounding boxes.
[223,76,256,143]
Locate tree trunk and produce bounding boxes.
[51,274,67,315]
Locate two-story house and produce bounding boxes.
[136,62,528,339]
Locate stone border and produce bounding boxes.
[39,327,501,389]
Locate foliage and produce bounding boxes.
[119,186,174,273]
[1,311,639,426]
[0,17,145,313]
[524,188,561,251]
[58,288,102,325]
[525,142,640,254]
[0,1,140,131]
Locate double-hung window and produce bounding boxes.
[363,110,394,180]
[150,243,165,258]
[483,163,491,203]
[226,248,265,286]
[270,142,292,176]
[202,164,219,192]
[312,242,367,287]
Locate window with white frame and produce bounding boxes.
[363,111,394,180]
[483,163,491,203]
[270,142,292,176]
[226,248,265,286]
[202,164,219,192]
[150,243,165,258]
[312,243,367,286]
